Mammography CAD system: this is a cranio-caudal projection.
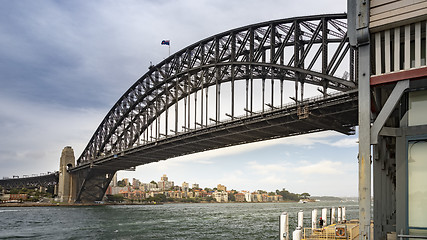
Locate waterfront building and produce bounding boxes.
[111,173,117,187]
[182,182,189,192]
[192,183,199,189]
[244,192,251,202]
[148,183,157,191]
[158,174,174,191]
[252,193,263,202]
[139,183,148,192]
[160,174,168,182]
[110,186,129,195]
[212,191,228,202]
[132,178,140,189]
[187,191,194,198]
[217,184,226,192]
[235,193,245,202]
[123,178,129,186]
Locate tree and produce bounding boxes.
[300,192,311,199]
[150,180,158,188]
[117,180,126,187]
[228,192,235,202]
[205,196,215,202]
[276,188,300,201]
[106,194,124,202]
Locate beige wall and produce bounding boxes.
[370,0,427,32]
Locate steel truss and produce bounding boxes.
[78,13,356,166]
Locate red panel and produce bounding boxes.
[370,67,427,86]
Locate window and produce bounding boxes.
[408,140,427,237]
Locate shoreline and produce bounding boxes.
[0,200,300,208]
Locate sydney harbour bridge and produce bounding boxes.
[1,13,358,203]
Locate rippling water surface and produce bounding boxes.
[0,201,358,239]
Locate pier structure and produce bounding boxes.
[280,207,358,240]
[349,0,427,239]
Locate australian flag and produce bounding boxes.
[161,40,170,45]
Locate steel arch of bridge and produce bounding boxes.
[78,13,356,168]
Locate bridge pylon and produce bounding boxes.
[57,146,77,203]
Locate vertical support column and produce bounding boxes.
[359,42,371,240]
[270,24,275,107]
[404,25,410,69]
[373,140,384,239]
[359,41,372,239]
[175,75,179,134]
[215,37,220,123]
[331,208,336,224]
[294,20,300,103]
[262,50,266,113]
[250,28,254,113]
[385,30,391,73]
[322,17,329,97]
[187,76,191,130]
[394,27,400,71]
[355,0,372,237]
[298,210,304,228]
[322,208,328,226]
[156,99,159,139]
[200,45,205,127]
[165,82,169,137]
[231,32,236,119]
[245,66,249,116]
[280,212,289,240]
[184,78,187,131]
[280,79,284,107]
[187,50,191,130]
[205,76,209,125]
[312,209,318,229]
[415,22,421,68]
[194,87,197,129]
[375,32,381,75]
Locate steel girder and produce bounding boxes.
[0,172,59,190]
[77,13,356,166]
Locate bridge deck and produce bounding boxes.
[71,90,358,173]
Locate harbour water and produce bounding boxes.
[0,201,358,239]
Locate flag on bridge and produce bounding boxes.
[161,40,170,45]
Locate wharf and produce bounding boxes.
[301,220,376,240]
[302,220,360,240]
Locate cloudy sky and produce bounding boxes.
[0,0,359,197]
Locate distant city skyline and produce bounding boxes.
[116,130,358,197]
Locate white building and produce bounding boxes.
[212,191,228,202]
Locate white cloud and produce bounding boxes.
[295,160,344,175]
[329,138,358,147]
[247,161,289,175]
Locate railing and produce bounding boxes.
[303,224,359,240]
[398,236,427,239]
[348,224,359,239]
